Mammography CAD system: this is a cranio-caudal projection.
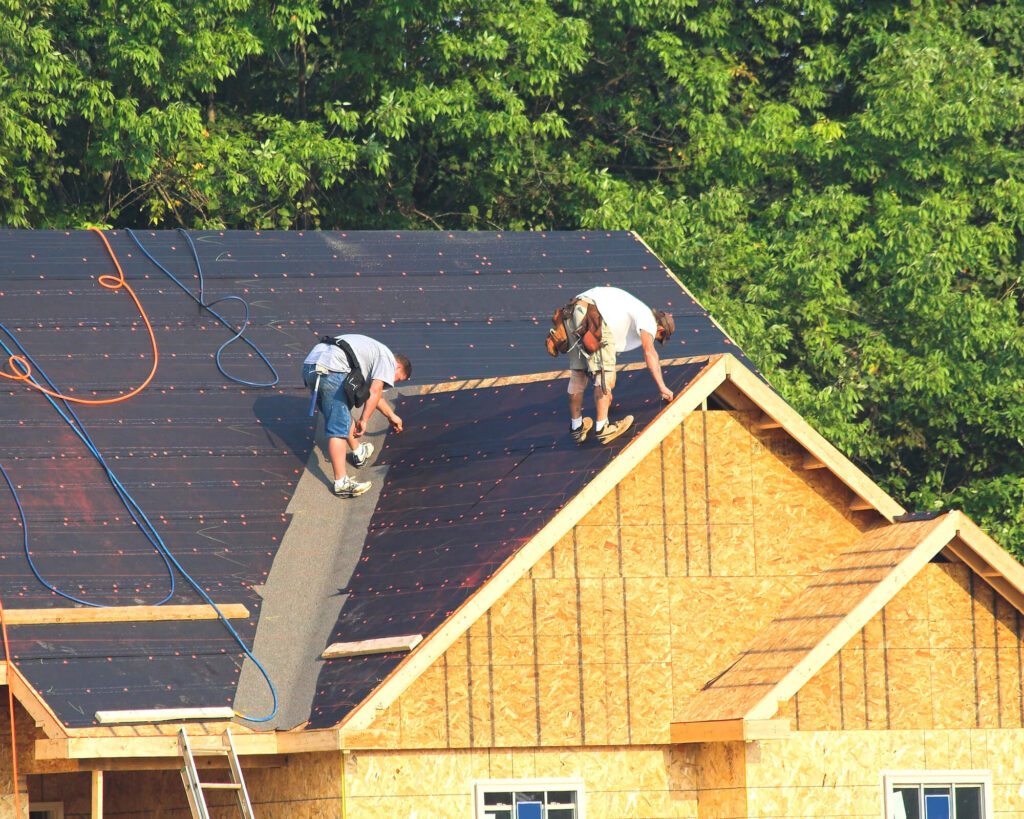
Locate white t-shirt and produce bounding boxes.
[578,287,658,353]
[304,334,398,386]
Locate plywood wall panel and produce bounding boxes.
[695,741,747,819]
[708,523,756,576]
[885,648,933,730]
[492,662,540,746]
[704,413,755,527]
[682,415,709,530]
[794,653,841,731]
[537,667,582,746]
[398,665,450,748]
[996,600,1023,728]
[684,524,711,577]
[928,649,976,729]
[928,563,973,622]
[662,427,686,526]
[550,529,577,579]
[573,522,621,578]
[445,653,472,748]
[618,444,666,529]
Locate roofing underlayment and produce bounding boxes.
[0,229,750,730]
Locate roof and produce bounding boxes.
[0,228,748,735]
[670,510,1024,742]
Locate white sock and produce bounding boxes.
[595,420,607,432]
[571,417,583,431]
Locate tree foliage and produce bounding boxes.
[3,0,1024,554]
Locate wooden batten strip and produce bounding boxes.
[722,357,905,520]
[95,707,235,725]
[0,604,249,626]
[338,355,731,734]
[322,634,423,659]
[670,718,790,744]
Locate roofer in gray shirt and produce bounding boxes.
[303,334,411,497]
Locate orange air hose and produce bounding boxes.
[0,227,159,404]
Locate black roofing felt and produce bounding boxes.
[0,229,747,730]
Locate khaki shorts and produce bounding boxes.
[567,300,616,394]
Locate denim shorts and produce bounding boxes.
[303,364,352,438]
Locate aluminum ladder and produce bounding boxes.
[178,726,255,819]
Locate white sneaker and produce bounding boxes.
[333,476,371,498]
[350,442,374,468]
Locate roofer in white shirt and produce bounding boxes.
[546,286,675,445]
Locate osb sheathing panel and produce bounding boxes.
[745,728,1024,818]
[340,745,699,819]
[695,740,747,819]
[365,410,867,749]
[791,563,1024,734]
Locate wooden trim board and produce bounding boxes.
[322,634,423,659]
[0,604,249,626]
[670,718,790,744]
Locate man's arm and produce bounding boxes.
[641,330,673,402]
[354,380,403,435]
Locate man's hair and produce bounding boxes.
[653,310,675,344]
[395,354,412,379]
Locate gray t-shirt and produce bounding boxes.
[304,334,398,386]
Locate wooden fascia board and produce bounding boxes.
[3,661,68,741]
[943,513,1024,615]
[953,514,1024,597]
[35,730,281,761]
[670,718,790,744]
[744,513,959,720]
[337,355,731,734]
[722,356,905,521]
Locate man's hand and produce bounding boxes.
[354,418,368,436]
[390,414,403,433]
[660,386,674,402]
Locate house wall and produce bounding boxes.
[742,727,1024,817]
[332,745,699,819]
[358,411,871,751]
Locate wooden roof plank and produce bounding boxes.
[1,604,249,627]
[677,514,959,726]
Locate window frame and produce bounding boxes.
[29,803,65,819]
[473,777,586,819]
[881,769,993,819]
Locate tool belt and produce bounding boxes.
[319,335,371,408]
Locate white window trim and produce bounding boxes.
[881,769,993,819]
[473,777,586,819]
